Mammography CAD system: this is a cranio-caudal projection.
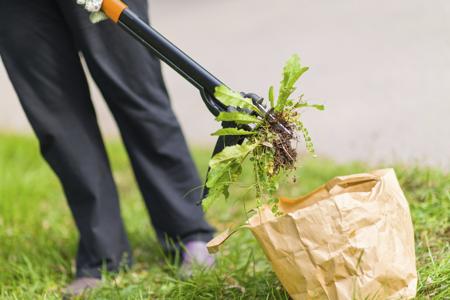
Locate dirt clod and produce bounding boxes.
[267,111,297,174]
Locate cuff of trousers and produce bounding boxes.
[76,253,133,279]
[76,268,103,279]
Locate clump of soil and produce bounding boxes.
[267,111,297,174]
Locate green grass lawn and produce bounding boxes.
[0,133,448,299]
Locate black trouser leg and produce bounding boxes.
[0,0,131,277]
[57,0,215,250]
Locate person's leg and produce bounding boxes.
[58,0,214,251]
[0,0,131,277]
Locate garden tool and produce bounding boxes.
[99,0,291,200]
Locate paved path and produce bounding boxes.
[1,0,449,168]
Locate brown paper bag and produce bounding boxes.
[208,169,417,299]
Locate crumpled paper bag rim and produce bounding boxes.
[207,168,391,253]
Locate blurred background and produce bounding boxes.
[1,0,449,168]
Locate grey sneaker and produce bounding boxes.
[179,241,215,278]
[63,277,102,298]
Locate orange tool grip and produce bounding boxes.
[102,0,128,23]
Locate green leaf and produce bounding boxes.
[298,122,315,154]
[294,102,325,111]
[268,86,275,108]
[206,161,233,188]
[203,155,244,211]
[214,86,258,111]
[202,187,223,211]
[276,54,309,111]
[215,112,262,124]
[310,104,325,111]
[209,143,257,168]
[211,128,256,136]
[206,160,242,188]
[201,196,213,211]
